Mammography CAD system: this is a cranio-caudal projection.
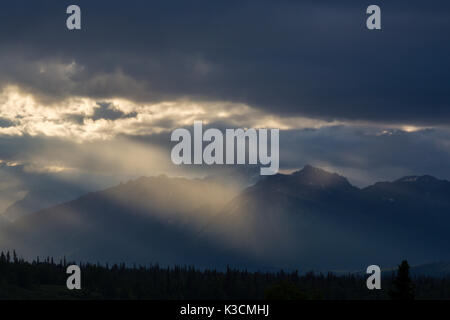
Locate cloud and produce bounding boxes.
[0,1,448,125]
[91,102,137,121]
[0,118,14,128]
[0,85,346,141]
[0,0,448,196]
[1,82,450,188]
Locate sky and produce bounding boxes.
[0,0,449,208]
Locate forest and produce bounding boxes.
[0,251,449,300]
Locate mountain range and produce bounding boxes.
[1,165,450,273]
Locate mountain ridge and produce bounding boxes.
[2,165,450,271]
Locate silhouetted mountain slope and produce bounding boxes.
[248,165,359,209]
[2,175,244,268]
[201,166,450,270]
[358,175,450,249]
[0,172,121,222]
[362,175,450,213]
[202,165,262,189]
[2,187,85,222]
[409,261,450,277]
[2,166,450,271]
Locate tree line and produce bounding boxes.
[0,251,448,299]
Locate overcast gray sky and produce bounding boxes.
[0,0,449,199]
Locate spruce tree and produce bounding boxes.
[389,260,415,300]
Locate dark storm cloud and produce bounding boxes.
[0,0,448,125]
[126,123,450,186]
[91,102,137,121]
[0,118,14,128]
